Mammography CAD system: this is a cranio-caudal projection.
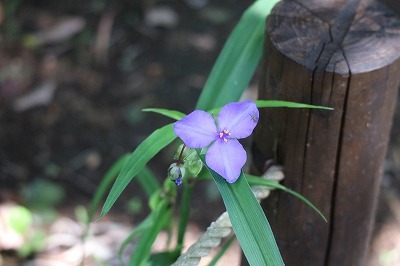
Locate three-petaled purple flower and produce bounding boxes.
[173,101,259,183]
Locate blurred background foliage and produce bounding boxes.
[0,0,253,264]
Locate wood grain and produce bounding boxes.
[253,0,400,265]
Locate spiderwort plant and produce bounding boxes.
[95,0,328,264]
[174,100,259,183]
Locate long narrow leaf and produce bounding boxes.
[136,166,161,197]
[129,200,171,265]
[213,171,283,265]
[148,250,181,266]
[246,174,327,222]
[143,101,331,124]
[196,0,280,110]
[256,100,333,110]
[118,214,154,257]
[99,124,176,219]
[197,151,283,266]
[177,183,193,251]
[142,108,186,120]
[88,153,130,223]
[208,235,236,266]
[143,99,332,127]
[207,100,333,115]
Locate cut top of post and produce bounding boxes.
[267,0,400,74]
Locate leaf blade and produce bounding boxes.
[196,0,279,111]
[88,153,130,223]
[118,214,154,257]
[256,100,333,110]
[247,174,327,222]
[143,108,186,120]
[136,166,161,197]
[213,171,283,265]
[197,151,284,265]
[129,199,172,265]
[99,124,176,219]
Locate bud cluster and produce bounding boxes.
[167,144,203,186]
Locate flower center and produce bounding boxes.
[218,129,231,143]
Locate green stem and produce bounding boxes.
[208,235,236,266]
[177,182,194,251]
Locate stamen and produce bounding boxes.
[218,129,231,143]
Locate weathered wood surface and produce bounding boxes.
[380,0,400,15]
[252,0,400,265]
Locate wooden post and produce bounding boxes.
[252,0,400,265]
[380,0,400,15]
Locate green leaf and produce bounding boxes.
[143,108,186,121]
[136,166,161,197]
[148,250,181,266]
[118,214,154,257]
[129,199,172,266]
[177,183,193,251]
[246,174,327,222]
[256,100,334,110]
[98,124,176,219]
[197,151,284,266]
[213,172,283,265]
[144,99,332,124]
[208,235,236,266]
[196,0,280,110]
[88,153,130,223]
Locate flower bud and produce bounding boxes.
[173,144,203,177]
[168,163,185,186]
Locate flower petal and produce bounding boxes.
[205,139,246,183]
[218,100,259,139]
[174,110,217,148]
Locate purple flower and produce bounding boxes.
[173,101,259,183]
